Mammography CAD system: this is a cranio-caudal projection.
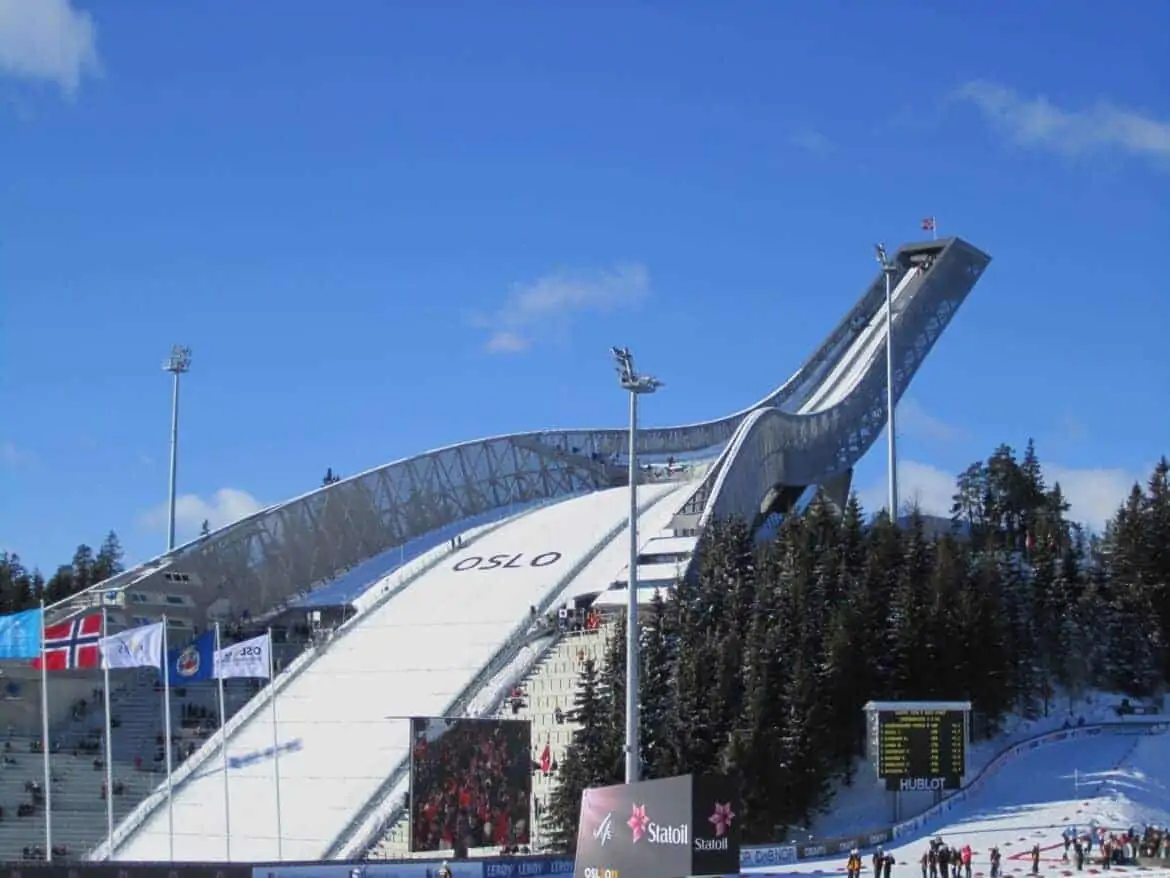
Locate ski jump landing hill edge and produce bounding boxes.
[54,237,989,863]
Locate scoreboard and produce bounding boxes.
[877,709,965,791]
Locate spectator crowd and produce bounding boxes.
[410,718,531,853]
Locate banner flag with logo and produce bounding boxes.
[100,621,166,670]
[215,632,272,679]
[0,608,43,660]
[166,630,215,682]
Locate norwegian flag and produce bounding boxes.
[31,613,102,671]
[921,216,936,232]
[539,741,552,774]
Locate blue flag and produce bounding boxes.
[165,630,215,682]
[0,608,43,660]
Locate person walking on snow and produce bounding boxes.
[1031,843,1041,875]
[961,844,972,878]
[874,848,885,878]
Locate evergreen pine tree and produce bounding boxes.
[93,531,125,583]
[545,658,617,852]
[638,589,675,777]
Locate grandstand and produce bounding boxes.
[0,237,990,864]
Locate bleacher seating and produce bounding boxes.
[365,620,611,860]
[0,637,307,862]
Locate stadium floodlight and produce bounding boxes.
[874,244,900,522]
[610,345,662,785]
[163,345,192,553]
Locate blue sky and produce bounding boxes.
[2,0,1168,572]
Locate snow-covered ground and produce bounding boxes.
[810,695,1152,840]
[746,725,1170,877]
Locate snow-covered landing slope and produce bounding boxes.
[747,728,1170,877]
[114,486,666,863]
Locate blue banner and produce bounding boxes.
[167,630,215,682]
[253,862,485,878]
[0,607,43,659]
[482,858,574,877]
[740,845,799,868]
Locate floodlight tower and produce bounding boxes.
[610,345,663,785]
[874,244,899,522]
[163,345,192,553]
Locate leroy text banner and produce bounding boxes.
[217,632,272,679]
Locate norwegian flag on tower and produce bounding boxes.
[921,216,936,231]
[31,613,102,670]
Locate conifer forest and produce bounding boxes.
[544,442,1170,851]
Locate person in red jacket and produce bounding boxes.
[961,844,973,878]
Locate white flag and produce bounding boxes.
[215,632,271,679]
[100,621,165,670]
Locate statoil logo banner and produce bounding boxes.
[573,774,740,878]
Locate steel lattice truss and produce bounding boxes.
[690,238,990,526]
[52,237,990,629]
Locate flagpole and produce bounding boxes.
[162,616,175,861]
[102,606,115,857]
[216,623,232,861]
[932,217,938,241]
[269,628,284,861]
[38,600,52,862]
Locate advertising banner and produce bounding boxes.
[573,774,740,878]
[482,858,574,877]
[739,845,799,868]
[690,775,742,878]
[0,867,250,878]
[253,863,485,878]
[793,828,891,861]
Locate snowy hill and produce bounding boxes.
[744,724,1170,877]
[808,696,1158,841]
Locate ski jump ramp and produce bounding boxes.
[106,483,688,863]
[60,236,989,862]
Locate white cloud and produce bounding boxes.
[0,440,35,467]
[474,263,650,354]
[858,460,958,521]
[790,127,834,156]
[858,459,1140,530]
[1046,465,1140,531]
[139,488,266,537]
[954,80,1170,166]
[0,0,100,96]
[484,330,529,354]
[897,398,961,443]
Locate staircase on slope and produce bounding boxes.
[365,622,612,860]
